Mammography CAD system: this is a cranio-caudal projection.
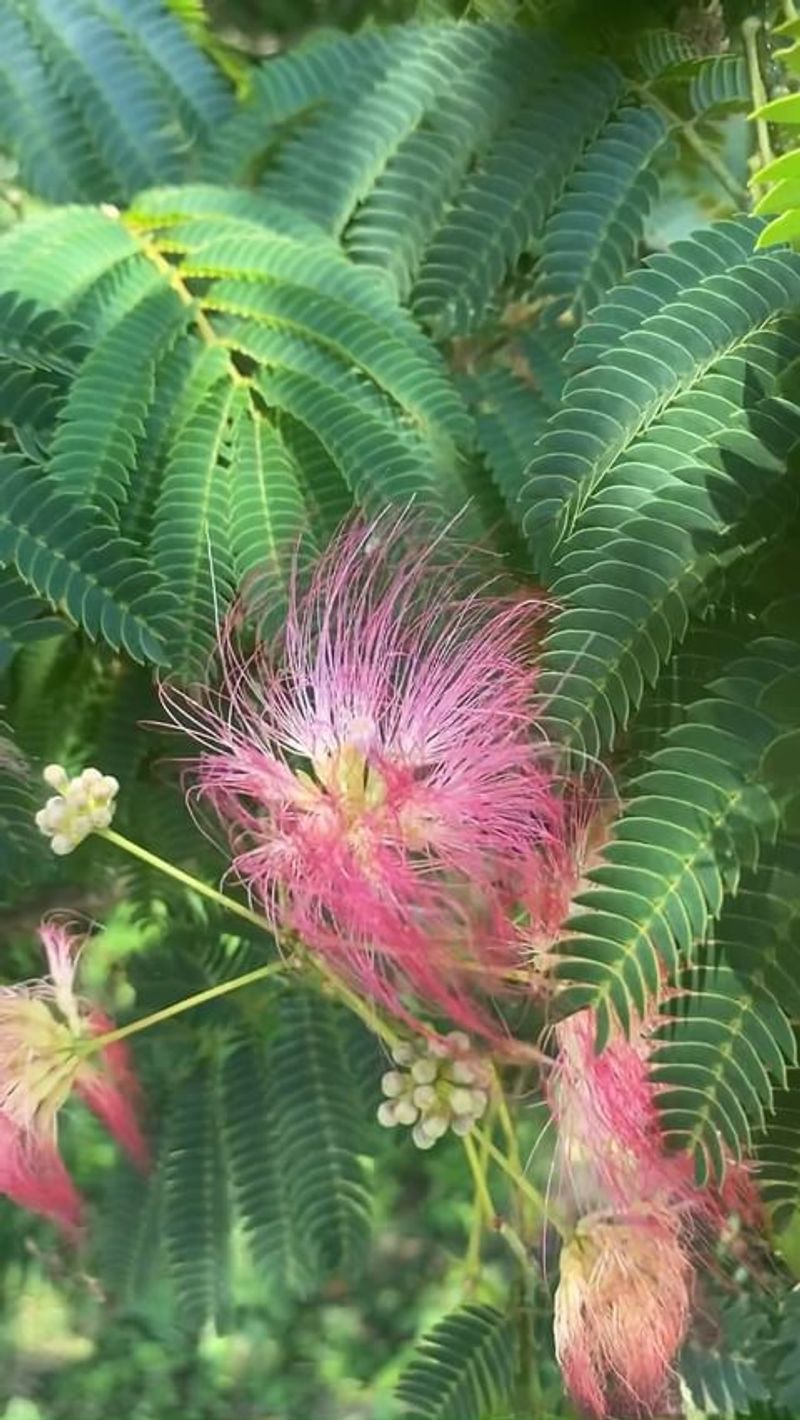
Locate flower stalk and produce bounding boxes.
[84,961,288,1053]
[97,826,268,933]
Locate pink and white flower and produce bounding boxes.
[0,920,147,1232]
[554,1207,691,1418]
[163,516,566,1041]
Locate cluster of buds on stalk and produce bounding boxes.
[377,1032,490,1149]
[35,764,118,855]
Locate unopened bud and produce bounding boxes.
[394,1098,419,1127]
[449,1087,476,1117]
[412,1084,437,1110]
[381,1070,405,1098]
[411,1057,437,1085]
[391,1041,416,1067]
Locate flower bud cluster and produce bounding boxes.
[377,1031,490,1150]
[35,764,119,855]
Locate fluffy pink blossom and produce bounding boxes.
[554,1207,691,1418]
[549,1003,762,1225]
[549,1004,685,1211]
[0,920,148,1232]
[163,516,566,1041]
[549,1000,764,1416]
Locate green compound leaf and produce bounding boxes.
[396,1305,517,1420]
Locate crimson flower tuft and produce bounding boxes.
[163,517,566,1040]
[0,920,148,1233]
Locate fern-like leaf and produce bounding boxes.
[267,990,372,1281]
[396,1305,517,1420]
[221,1037,307,1291]
[555,636,799,1067]
[0,0,231,204]
[523,219,800,569]
[0,567,63,672]
[163,1055,232,1331]
[150,380,237,674]
[534,104,669,325]
[48,283,190,518]
[0,454,179,663]
[679,1298,768,1416]
[413,57,624,337]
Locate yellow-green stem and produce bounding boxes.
[463,1111,494,1279]
[309,955,400,1049]
[98,826,400,1048]
[743,15,774,177]
[492,1070,532,1240]
[464,1132,495,1226]
[472,1126,567,1240]
[463,1134,530,1271]
[86,961,287,1051]
[98,827,268,933]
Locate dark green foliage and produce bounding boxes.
[0,0,232,204]
[1,4,799,1413]
[268,990,373,1280]
[395,1304,517,1419]
[163,1054,233,1331]
[679,1298,769,1415]
[97,945,374,1329]
[534,104,669,325]
[0,453,180,664]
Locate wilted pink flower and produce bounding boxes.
[163,516,566,1041]
[0,920,148,1232]
[554,1207,691,1418]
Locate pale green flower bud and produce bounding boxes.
[36,764,119,855]
[446,1031,471,1054]
[411,1057,437,1085]
[449,1087,476,1117]
[42,764,69,792]
[421,1112,448,1141]
[412,1122,438,1150]
[391,1041,416,1067]
[381,1070,406,1098]
[377,1101,398,1127]
[394,1098,419,1127]
[412,1084,437,1110]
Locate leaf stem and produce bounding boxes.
[86,961,287,1051]
[638,87,745,204]
[463,1133,530,1271]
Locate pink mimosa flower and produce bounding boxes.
[0,920,148,1232]
[550,1003,763,1225]
[555,1207,691,1418]
[163,516,566,1041]
[549,1005,684,1211]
